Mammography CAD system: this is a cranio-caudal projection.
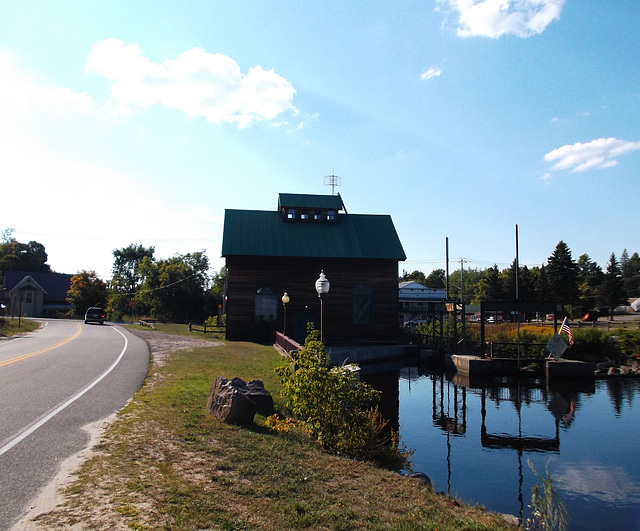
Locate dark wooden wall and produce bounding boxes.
[225,256,400,345]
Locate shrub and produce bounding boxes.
[566,328,618,363]
[615,329,640,359]
[275,327,411,468]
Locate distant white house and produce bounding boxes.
[2,271,73,317]
[399,281,446,324]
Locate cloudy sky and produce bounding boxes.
[2,1,638,279]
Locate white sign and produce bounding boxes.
[546,334,568,361]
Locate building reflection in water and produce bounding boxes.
[365,364,596,522]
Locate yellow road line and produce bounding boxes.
[0,323,82,368]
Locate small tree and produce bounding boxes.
[66,271,108,316]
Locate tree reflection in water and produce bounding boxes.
[363,365,640,529]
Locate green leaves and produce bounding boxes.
[276,328,408,467]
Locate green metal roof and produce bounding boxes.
[278,193,344,211]
[222,210,406,260]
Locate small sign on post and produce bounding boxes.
[546,334,568,361]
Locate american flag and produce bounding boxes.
[560,317,574,345]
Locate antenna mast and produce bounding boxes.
[323,171,341,195]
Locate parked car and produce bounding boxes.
[84,307,105,325]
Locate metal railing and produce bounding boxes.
[417,334,549,360]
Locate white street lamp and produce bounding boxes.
[281,292,290,336]
[315,270,330,343]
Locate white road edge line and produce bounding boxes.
[0,326,129,457]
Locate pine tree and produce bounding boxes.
[598,252,627,319]
[536,264,552,302]
[577,253,604,312]
[546,241,579,306]
[620,249,638,298]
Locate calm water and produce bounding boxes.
[364,365,640,530]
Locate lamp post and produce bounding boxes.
[281,292,290,336]
[315,270,330,343]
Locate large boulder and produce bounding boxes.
[206,376,273,425]
[243,379,275,415]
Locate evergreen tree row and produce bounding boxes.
[400,241,639,315]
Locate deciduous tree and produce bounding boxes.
[399,269,427,285]
[0,229,51,274]
[425,268,446,288]
[110,244,155,319]
[137,251,210,322]
[66,271,108,315]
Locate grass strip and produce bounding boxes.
[33,325,515,530]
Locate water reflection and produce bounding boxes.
[362,363,640,529]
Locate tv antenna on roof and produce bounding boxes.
[323,171,341,195]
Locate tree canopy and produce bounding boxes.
[598,253,627,318]
[401,240,637,315]
[66,270,109,314]
[0,229,50,275]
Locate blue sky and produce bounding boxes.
[2,1,638,280]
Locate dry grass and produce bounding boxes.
[32,326,516,530]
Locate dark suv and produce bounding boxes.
[84,307,105,325]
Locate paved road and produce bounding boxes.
[0,319,149,529]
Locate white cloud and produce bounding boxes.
[86,38,297,128]
[543,137,640,173]
[0,51,96,122]
[421,66,442,80]
[555,463,640,504]
[441,0,565,38]
[0,50,223,278]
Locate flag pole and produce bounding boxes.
[516,224,520,371]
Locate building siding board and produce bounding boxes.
[225,256,400,344]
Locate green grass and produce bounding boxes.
[0,317,40,337]
[33,327,515,530]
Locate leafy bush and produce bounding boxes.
[615,329,640,359]
[566,328,618,363]
[204,314,225,327]
[275,327,411,469]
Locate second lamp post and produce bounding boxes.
[315,270,330,343]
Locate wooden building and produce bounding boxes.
[221,193,406,345]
